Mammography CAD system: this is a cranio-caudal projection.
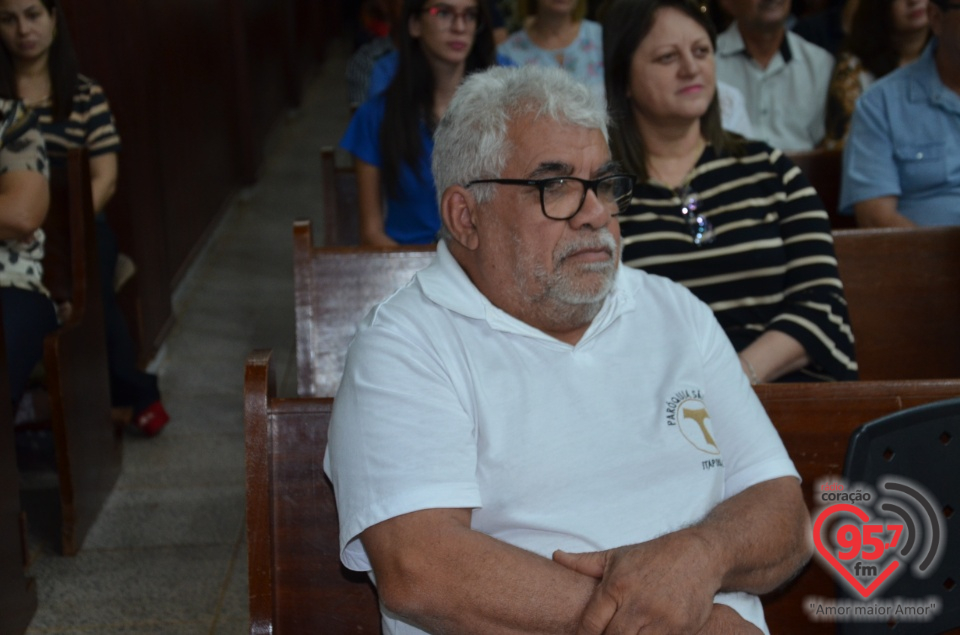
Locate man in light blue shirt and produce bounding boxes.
[840,0,960,227]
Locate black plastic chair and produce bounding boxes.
[838,398,960,634]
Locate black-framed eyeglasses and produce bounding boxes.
[464,174,637,220]
[677,185,715,246]
[421,4,483,30]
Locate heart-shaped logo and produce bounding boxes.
[813,503,901,598]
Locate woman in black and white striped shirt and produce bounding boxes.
[602,0,857,382]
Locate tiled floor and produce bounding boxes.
[21,42,352,635]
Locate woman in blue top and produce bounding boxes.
[341,0,497,246]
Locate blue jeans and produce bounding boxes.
[1,286,58,406]
[96,217,160,413]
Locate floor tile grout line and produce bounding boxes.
[208,514,248,634]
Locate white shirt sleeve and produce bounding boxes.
[324,305,482,572]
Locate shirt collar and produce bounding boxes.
[780,31,793,63]
[717,22,792,64]
[907,39,960,114]
[417,240,636,345]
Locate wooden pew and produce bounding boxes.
[25,148,121,555]
[244,350,380,635]
[293,219,434,397]
[786,149,855,229]
[320,146,360,246]
[833,227,960,381]
[246,337,960,633]
[0,306,37,635]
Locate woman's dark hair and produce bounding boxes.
[602,0,741,181]
[0,0,79,121]
[379,0,496,198]
[844,0,931,79]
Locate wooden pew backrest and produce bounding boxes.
[320,146,360,247]
[786,149,855,229]
[833,227,960,380]
[245,350,380,634]
[293,219,435,397]
[37,148,121,555]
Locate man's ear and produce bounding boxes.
[441,185,480,250]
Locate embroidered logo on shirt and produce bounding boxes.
[665,389,721,457]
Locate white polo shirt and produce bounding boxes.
[325,241,798,635]
[716,24,833,152]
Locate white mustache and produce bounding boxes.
[556,229,618,262]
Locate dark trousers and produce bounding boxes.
[96,217,159,414]
[1,286,58,406]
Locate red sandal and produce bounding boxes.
[134,401,170,437]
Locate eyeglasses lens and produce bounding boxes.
[543,176,634,220]
[424,5,480,29]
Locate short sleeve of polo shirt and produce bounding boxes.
[324,293,481,572]
[839,87,901,214]
[685,283,800,498]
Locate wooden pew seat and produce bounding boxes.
[833,227,960,381]
[245,343,960,633]
[293,219,434,397]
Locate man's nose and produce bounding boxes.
[570,188,612,230]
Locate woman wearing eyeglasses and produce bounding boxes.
[603,0,857,383]
[340,0,497,246]
[498,0,604,102]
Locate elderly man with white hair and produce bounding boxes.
[325,65,812,635]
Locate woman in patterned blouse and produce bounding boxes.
[603,0,858,383]
[0,0,169,435]
[0,99,50,406]
[498,0,605,102]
